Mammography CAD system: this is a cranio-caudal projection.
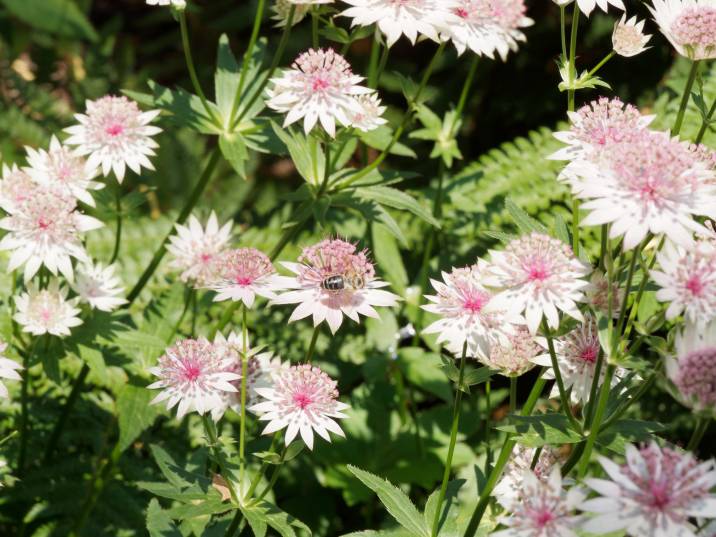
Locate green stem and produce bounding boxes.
[622,237,665,341]
[239,305,248,498]
[311,8,319,48]
[203,416,239,504]
[615,239,646,339]
[17,346,31,476]
[587,50,615,78]
[463,375,547,537]
[304,326,320,363]
[43,364,90,463]
[343,42,446,188]
[449,55,480,136]
[431,344,467,537]
[600,365,659,431]
[110,187,122,264]
[583,351,604,427]
[485,381,491,466]
[695,95,716,144]
[229,0,267,127]
[509,376,517,414]
[233,6,296,128]
[686,416,710,452]
[224,511,243,537]
[179,11,221,127]
[256,445,288,501]
[126,147,221,304]
[367,27,382,88]
[672,60,700,136]
[567,4,580,112]
[577,364,615,478]
[560,6,567,60]
[542,320,581,434]
[246,434,281,499]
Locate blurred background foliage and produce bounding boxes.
[0,1,714,536]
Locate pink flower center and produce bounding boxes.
[455,7,469,17]
[105,123,125,137]
[183,362,202,382]
[463,294,488,313]
[37,217,51,230]
[579,345,599,364]
[527,260,550,282]
[312,76,330,91]
[40,308,52,322]
[686,275,704,296]
[199,253,213,264]
[293,391,313,409]
[235,276,254,286]
[648,480,671,510]
[532,508,555,528]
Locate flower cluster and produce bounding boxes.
[650,0,716,60]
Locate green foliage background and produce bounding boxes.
[0,1,714,536]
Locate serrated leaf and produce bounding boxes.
[117,384,162,453]
[423,480,465,537]
[358,186,440,228]
[215,34,240,125]
[505,198,547,234]
[497,414,583,447]
[219,133,249,179]
[360,126,417,158]
[76,344,107,385]
[240,500,311,537]
[348,465,428,537]
[146,499,182,537]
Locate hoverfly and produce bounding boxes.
[321,272,365,293]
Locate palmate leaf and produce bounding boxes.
[496,413,583,447]
[116,384,164,453]
[146,499,182,537]
[348,465,428,537]
[239,500,312,537]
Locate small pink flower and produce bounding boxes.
[209,248,288,307]
[273,238,400,334]
[485,326,541,377]
[651,0,716,60]
[668,319,716,413]
[250,364,349,449]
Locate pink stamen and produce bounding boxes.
[312,77,330,91]
[648,480,671,510]
[105,123,124,137]
[183,362,202,382]
[293,392,313,409]
[579,346,598,364]
[686,275,704,296]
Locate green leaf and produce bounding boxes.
[165,497,229,520]
[150,445,208,490]
[505,198,547,234]
[553,214,571,246]
[146,499,182,537]
[358,186,440,228]
[219,133,249,179]
[400,348,452,403]
[240,501,312,537]
[597,419,665,455]
[371,223,408,294]
[423,480,465,537]
[116,384,163,453]
[497,414,583,447]
[215,34,240,125]
[2,0,98,41]
[76,344,107,385]
[271,122,324,186]
[348,465,428,537]
[360,126,417,158]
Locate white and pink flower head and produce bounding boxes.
[485,326,541,377]
[550,97,654,164]
[586,269,623,318]
[0,341,22,400]
[485,232,592,334]
[273,238,400,334]
[266,48,378,137]
[565,129,716,250]
[209,247,289,307]
[14,280,83,337]
[494,445,565,511]
[612,15,652,57]
[0,164,38,214]
[551,0,624,17]
[493,466,585,537]
[24,135,103,207]
[0,189,102,282]
[443,0,533,60]
[422,263,522,360]
[64,95,161,182]
[581,442,716,536]
[650,0,716,60]
[250,363,349,450]
[667,319,716,413]
[166,212,233,287]
[72,261,127,312]
[148,337,241,421]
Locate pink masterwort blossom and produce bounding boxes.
[0,164,37,214]
[652,241,716,324]
[422,263,521,360]
[0,190,102,282]
[266,48,377,137]
[586,270,623,318]
[14,280,83,337]
[250,364,349,449]
[273,238,400,334]
[485,233,592,334]
[148,338,241,421]
[552,0,624,17]
[494,445,565,510]
[0,341,22,400]
[564,129,716,250]
[493,467,584,537]
[24,136,102,207]
[209,248,289,307]
[550,97,654,164]
[581,443,716,537]
[484,326,541,377]
[64,95,161,182]
[689,143,716,172]
[442,0,533,59]
[612,15,652,57]
[667,319,716,413]
[650,0,716,60]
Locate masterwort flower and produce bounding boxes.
[494,445,564,510]
[0,164,37,214]
[443,0,533,60]
[651,240,716,324]
[14,280,83,337]
[271,0,311,26]
[0,342,22,400]
[551,0,624,17]
[485,233,592,334]
[422,264,520,360]
[612,15,652,57]
[208,248,288,307]
[533,315,619,404]
[585,270,623,318]
[72,261,127,312]
[667,319,716,413]
[650,0,716,60]
[493,467,585,537]
[146,0,186,8]
[0,190,102,281]
[273,238,400,334]
[484,326,542,377]
[148,338,241,421]
[166,212,233,286]
[64,95,161,182]
[349,93,388,133]
[24,136,103,207]
[266,48,377,137]
[563,129,716,250]
[340,0,460,47]
[580,443,716,536]
[550,97,654,164]
[250,364,349,449]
